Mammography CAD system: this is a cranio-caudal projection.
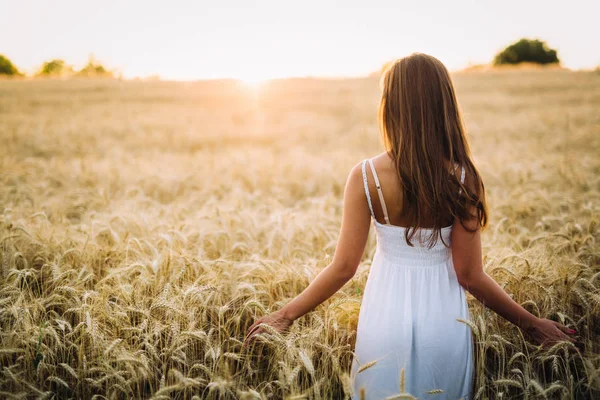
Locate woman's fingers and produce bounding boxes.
[539,332,577,350]
[530,319,580,351]
[243,327,257,347]
[244,326,265,347]
[244,312,293,348]
[246,321,258,335]
[245,323,261,341]
[552,321,576,336]
[553,326,577,343]
[244,319,262,344]
[246,317,264,336]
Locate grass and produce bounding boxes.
[0,70,599,399]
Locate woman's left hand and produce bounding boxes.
[244,310,293,347]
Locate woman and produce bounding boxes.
[244,53,576,399]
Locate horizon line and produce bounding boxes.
[3,63,592,84]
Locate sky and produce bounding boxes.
[1,0,599,81]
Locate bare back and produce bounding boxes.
[363,152,464,229]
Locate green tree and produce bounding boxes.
[37,59,73,76]
[0,54,20,75]
[494,38,559,65]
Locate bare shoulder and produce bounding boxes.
[347,159,363,178]
[342,160,371,215]
[364,152,396,182]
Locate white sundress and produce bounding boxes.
[351,158,474,400]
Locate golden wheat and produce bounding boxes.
[0,71,599,399]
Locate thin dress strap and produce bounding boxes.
[368,158,391,225]
[361,160,376,219]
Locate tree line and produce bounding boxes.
[0,54,114,77]
[1,38,563,78]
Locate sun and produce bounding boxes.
[240,76,266,89]
[236,69,277,89]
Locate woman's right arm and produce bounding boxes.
[451,183,577,348]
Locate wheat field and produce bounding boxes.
[0,70,599,399]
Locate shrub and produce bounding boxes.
[494,38,559,65]
[76,55,113,77]
[37,59,73,77]
[0,54,20,75]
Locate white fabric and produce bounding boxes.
[351,159,473,399]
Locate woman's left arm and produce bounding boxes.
[244,162,371,345]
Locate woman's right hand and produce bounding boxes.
[524,317,577,348]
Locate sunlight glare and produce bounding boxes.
[240,76,266,89]
[235,68,278,89]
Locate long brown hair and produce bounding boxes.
[378,53,488,247]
